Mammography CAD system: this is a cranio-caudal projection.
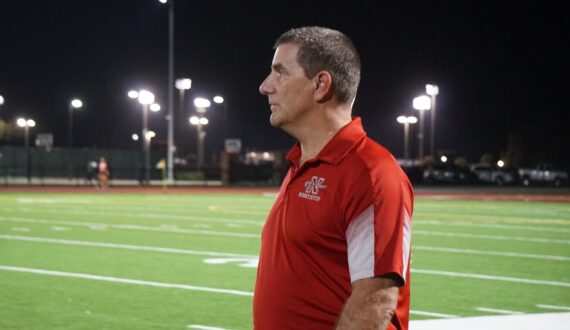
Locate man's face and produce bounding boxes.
[259,43,314,129]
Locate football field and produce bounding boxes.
[0,190,569,329]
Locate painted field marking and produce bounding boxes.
[418,212,570,225]
[6,207,266,226]
[536,304,570,311]
[409,312,570,329]
[415,220,570,233]
[476,307,524,315]
[202,257,258,268]
[187,325,231,330]
[410,310,458,318]
[0,216,260,239]
[0,265,254,297]
[0,235,257,258]
[414,245,570,261]
[412,268,570,287]
[415,230,570,245]
[11,227,30,232]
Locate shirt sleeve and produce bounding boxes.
[344,158,413,285]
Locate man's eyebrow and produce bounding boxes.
[272,63,286,72]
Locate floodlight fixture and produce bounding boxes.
[199,117,209,125]
[138,90,155,105]
[71,99,83,108]
[213,96,224,104]
[441,155,448,163]
[132,134,139,141]
[0,95,4,105]
[128,90,139,99]
[194,97,211,109]
[175,78,192,90]
[150,103,161,112]
[426,84,439,96]
[497,160,505,168]
[413,95,431,111]
[189,116,200,125]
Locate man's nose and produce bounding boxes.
[259,75,273,95]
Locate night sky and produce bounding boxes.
[1,1,568,167]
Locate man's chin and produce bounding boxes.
[269,114,282,128]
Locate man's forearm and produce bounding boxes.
[335,278,399,330]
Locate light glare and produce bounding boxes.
[426,84,439,96]
[138,90,155,105]
[199,118,209,125]
[17,118,26,127]
[413,95,431,111]
[194,97,211,109]
[213,96,224,104]
[128,90,139,99]
[0,95,4,105]
[132,134,139,141]
[71,99,83,108]
[175,78,192,90]
[189,116,200,125]
[27,119,36,127]
[150,103,161,112]
[440,155,448,163]
[407,116,418,124]
[497,160,505,168]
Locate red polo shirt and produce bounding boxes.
[253,117,413,330]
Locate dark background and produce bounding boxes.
[1,0,568,168]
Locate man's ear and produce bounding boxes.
[313,71,334,102]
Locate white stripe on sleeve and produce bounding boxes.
[346,205,375,282]
[402,207,412,278]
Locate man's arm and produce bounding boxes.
[335,275,400,330]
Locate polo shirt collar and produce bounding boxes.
[286,117,367,167]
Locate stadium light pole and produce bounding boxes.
[158,0,175,185]
[397,116,418,160]
[175,78,192,167]
[17,117,36,183]
[68,98,83,149]
[426,84,439,157]
[413,95,431,161]
[190,116,209,171]
[137,90,155,184]
[213,95,226,156]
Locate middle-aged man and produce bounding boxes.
[253,26,414,330]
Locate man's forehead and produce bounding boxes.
[272,43,299,66]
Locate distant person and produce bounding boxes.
[253,27,414,330]
[86,160,98,186]
[97,157,110,191]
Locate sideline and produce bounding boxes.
[410,312,570,330]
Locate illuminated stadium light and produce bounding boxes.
[497,160,505,168]
[158,0,168,3]
[138,90,155,105]
[199,117,209,125]
[413,95,431,111]
[150,103,161,112]
[0,95,4,105]
[426,84,439,96]
[175,78,192,90]
[407,116,418,124]
[440,155,448,163]
[132,134,139,141]
[145,131,156,140]
[71,99,83,108]
[189,116,200,125]
[213,96,224,104]
[128,90,139,99]
[194,97,211,109]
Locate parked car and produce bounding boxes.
[423,163,478,184]
[518,163,568,187]
[469,163,518,186]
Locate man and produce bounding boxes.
[253,27,414,330]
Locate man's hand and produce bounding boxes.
[335,275,400,330]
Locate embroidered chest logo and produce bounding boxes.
[299,176,327,201]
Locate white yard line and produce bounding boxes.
[415,230,570,245]
[536,304,570,311]
[0,216,260,239]
[187,325,231,330]
[475,307,524,315]
[410,310,458,318]
[0,235,257,258]
[0,265,253,297]
[414,245,570,261]
[412,268,570,287]
[415,220,570,233]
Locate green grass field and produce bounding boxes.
[0,192,569,329]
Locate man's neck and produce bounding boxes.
[296,106,352,167]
